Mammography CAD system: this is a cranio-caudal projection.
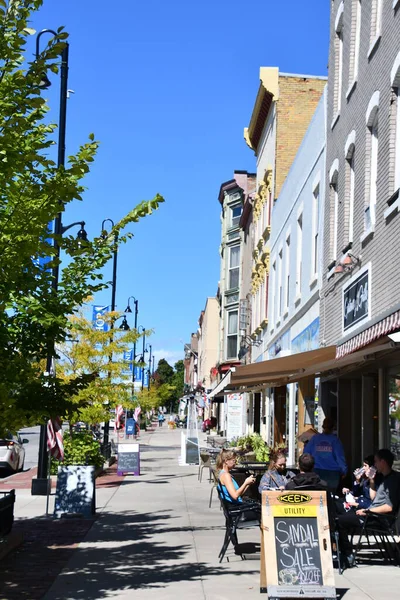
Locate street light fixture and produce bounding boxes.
[119,316,130,331]
[100,218,119,448]
[146,344,152,390]
[137,326,147,390]
[32,30,73,496]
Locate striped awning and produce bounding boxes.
[336,309,400,359]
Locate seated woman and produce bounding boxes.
[217,450,256,503]
[258,451,295,493]
[341,454,380,510]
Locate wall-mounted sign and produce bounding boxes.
[342,265,370,333]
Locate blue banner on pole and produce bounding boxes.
[122,350,133,375]
[134,366,142,381]
[92,305,110,332]
[143,369,149,388]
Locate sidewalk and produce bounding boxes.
[0,426,399,599]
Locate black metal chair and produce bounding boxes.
[216,483,261,563]
[353,507,400,566]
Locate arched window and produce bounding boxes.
[344,131,356,246]
[329,159,339,264]
[391,52,400,194]
[365,92,380,232]
[348,0,361,94]
[332,2,344,124]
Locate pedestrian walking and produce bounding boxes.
[158,411,164,427]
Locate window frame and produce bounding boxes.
[226,310,239,360]
[228,244,240,290]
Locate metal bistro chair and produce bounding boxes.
[198,452,213,483]
[353,506,400,566]
[216,483,261,563]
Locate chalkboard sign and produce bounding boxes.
[260,490,335,599]
[117,443,140,475]
[186,436,199,465]
[54,465,96,518]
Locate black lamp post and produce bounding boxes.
[32,30,73,496]
[138,326,147,390]
[100,219,118,448]
[147,344,152,390]
[152,355,155,376]
[125,297,139,392]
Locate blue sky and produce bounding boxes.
[30,0,330,368]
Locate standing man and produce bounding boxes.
[305,416,347,493]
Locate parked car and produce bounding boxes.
[0,433,29,475]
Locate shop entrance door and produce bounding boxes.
[274,386,287,445]
[361,374,379,459]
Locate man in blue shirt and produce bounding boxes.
[306,416,347,493]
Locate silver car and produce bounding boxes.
[0,432,29,474]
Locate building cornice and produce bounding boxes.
[244,67,279,152]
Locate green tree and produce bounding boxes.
[56,308,151,427]
[171,360,185,407]
[155,359,174,385]
[0,1,164,435]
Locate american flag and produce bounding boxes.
[115,405,124,430]
[133,406,141,421]
[47,417,64,461]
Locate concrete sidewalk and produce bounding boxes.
[2,426,400,599]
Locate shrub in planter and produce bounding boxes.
[50,431,104,474]
[233,433,270,463]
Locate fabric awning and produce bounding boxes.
[230,346,336,388]
[229,340,398,391]
[336,309,400,358]
[208,369,235,399]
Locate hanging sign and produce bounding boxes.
[260,490,335,598]
[342,265,370,333]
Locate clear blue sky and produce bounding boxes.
[31,0,330,368]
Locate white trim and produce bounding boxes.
[391,51,400,87]
[312,174,321,195]
[309,274,318,288]
[384,193,400,220]
[335,1,345,31]
[394,0,400,9]
[360,225,375,244]
[329,159,339,183]
[331,111,340,130]
[327,266,336,280]
[346,79,357,100]
[294,294,302,306]
[368,33,381,58]
[365,91,380,126]
[344,130,356,159]
[296,202,304,220]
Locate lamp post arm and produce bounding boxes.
[61,221,85,235]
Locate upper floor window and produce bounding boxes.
[344,131,356,246]
[226,311,238,360]
[348,0,361,89]
[391,52,400,194]
[228,245,240,289]
[370,0,382,53]
[333,2,344,123]
[295,213,303,299]
[312,183,320,277]
[278,248,283,321]
[231,204,242,228]
[329,160,339,264]
[285,235,290,312]
[365,92,380,232]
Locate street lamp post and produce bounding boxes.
[101,219,118,448]
[138,326,147,391]
[147,344,152,390]
[125,297,139,393]
[32,30,72,495]
[152,355,155,376]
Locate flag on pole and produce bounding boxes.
[115,405,124,430]
[47,417,64,461]
[133,406,141,421]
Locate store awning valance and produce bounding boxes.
[230,346,336,389]
[229,340,398,391]
[208,369,235,399]
[336,309,400,358]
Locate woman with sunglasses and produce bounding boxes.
[258,451,295,492]
[216,449,256,503]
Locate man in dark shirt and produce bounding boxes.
[286,453,327,490]
[336,448,400,567]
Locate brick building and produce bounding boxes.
[319,0,400,467]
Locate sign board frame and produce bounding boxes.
[260,490,336,599]
[54,465,96,518]
[117,443,140,476]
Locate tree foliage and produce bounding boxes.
[0,1,164,434]
[56,308,151,426]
